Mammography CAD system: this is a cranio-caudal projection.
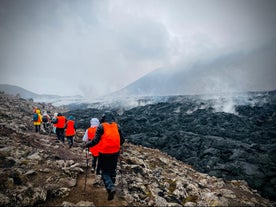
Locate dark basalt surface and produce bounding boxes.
[65,91,276,201]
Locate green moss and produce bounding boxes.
[182,195,198,204]
[168,180,177,193]
[20,160,29,165]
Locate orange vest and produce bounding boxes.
[100,122,120,154]
[88,127,100,156]
[65,120,75,136]
[56,116,66,128]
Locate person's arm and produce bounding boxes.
[118,125,125,145]
[64,122,68,129]
[85,125,104,148]
[82,130,88,142]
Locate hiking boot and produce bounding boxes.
[107,187,116,201]
[91,168,95,173]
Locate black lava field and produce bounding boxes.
[65,90,276,201]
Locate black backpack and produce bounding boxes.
[52,117,58,124]
[42,115,48,122]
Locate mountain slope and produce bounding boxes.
[0,84,85,106]
[0,84,39,99]
[113,41,276,97]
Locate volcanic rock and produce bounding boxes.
[0,92,275,206]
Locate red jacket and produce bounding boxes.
[65,120,75,136]
[56,116,66,129]
[88,127,100,156]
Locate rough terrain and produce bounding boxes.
[0,92,275,206]
[68,91,276,201]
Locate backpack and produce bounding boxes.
[42,115,48,122]
[52,117,58,124]
[33,113,38,121]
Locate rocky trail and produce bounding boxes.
[1,92,275,206]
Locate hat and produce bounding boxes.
[68,115,74,120]
[90,118,99,127]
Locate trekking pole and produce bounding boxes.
[83,148,89,194]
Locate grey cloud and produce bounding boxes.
[0,0,275,97]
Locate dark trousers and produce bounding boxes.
[35,125,40,133]
[98,152,119,192]
[56,128,64,143]
[66,136,74,148]
[92,156,101,174]
[43,122,49,130]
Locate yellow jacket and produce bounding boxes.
[34,109,42,125]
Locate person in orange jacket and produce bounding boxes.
[83,111,124,201]
[83,118,100,174]
[65,115,76,148]
[54,113,66,143]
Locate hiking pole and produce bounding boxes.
[83,148,89,194]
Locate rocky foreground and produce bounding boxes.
[0,92,275,206]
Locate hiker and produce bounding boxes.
[54,113,66,143]
[33,109,42,133]
[42,111,51,132]
[83,111,125,201]
[51,112,58,134]
[33,106,38,113]
[82,118,101,174]
[65,115,76,148]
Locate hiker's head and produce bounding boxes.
[90,118,99,127]
[68,115,74,120]
[100,111,115,123]
[57,113,62,116]
[36,109,40,114]
[54,112,58,117]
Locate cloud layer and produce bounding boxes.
[0,0,275,97]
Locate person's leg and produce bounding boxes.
[67,136,70,146]
[60,128,65,143]
[99,152,119,200]
[35,125,38,132]
[56,128,60,141]
[68,136,73,148]
[91,156,97,172]
[95,156,101,175]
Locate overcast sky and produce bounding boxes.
[0,0,275,98]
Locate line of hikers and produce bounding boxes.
[33,107,125,201]
[32,107,75,148]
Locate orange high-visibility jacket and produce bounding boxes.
[100,122,120,154]
[65,120,75,136]
[56,116,66,128]
[88,127,100,156]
